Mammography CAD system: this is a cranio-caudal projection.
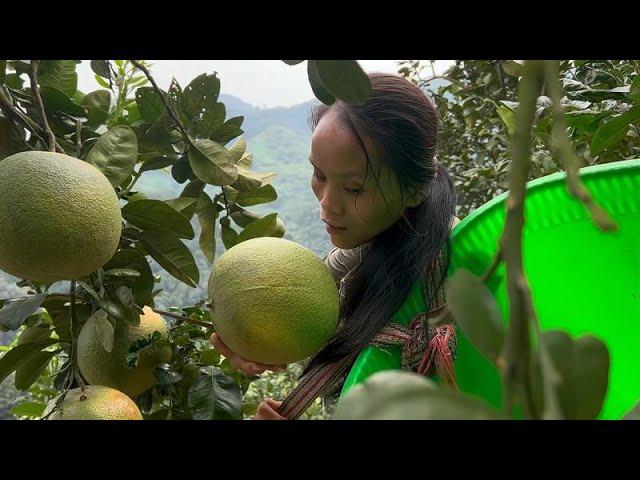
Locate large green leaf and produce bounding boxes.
[38,60,78,97]
[0,340,57,385]
[138,155,174,173]
[228,136,246,163]
[90,60,111,79]
[122,199,195,239]
[39,87,86,117]
[195,102,226,138]
[10,402,47,418]
[501,60,524,77]
[315,60,372,106]
[335,370,505,420]
[139,230,199,287]
[87,125,139,187]
[591,106,640,155]
[232,165,276,192]
[0,294,47,331]
[307,60,335,105]
[210,118,244,145]
[446,269,504,364]
[188,139,237,186]
[164,197,198,220]
[81,90,111,126]
[236,213,284,244]
[187,366,242,420]
[104,249,154,307]
[220,223,238,249]
[136,87,165,124]
[182,73,220,122]
[15,350,57,391]
[196,192,217,263]
[532,331,610,420]
[496,105,516,137]
[234,183,277,207]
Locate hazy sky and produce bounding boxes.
[76,60,455,108]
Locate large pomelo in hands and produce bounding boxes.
[208,237,339,365]
[0,151,122,282]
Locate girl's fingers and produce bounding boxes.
[210,334,287,375]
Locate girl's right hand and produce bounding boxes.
[210,333,287,376]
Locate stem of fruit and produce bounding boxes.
[69,280,86,392]
[28,60,57,153]
[152,308,216,330]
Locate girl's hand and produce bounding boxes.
[253,399,286,420]
[210,333,287,376]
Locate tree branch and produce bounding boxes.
[28,60,57,153]
[0,86,50,149]
[129,60,192,145]
[152,308,216,330]
[544,61,617,232]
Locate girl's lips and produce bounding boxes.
[323,220,347,234]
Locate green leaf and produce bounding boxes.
[446,269,504,364]
[188,366,243,420]
[630,75,640,104]
[180,179,206,199]
[139,155,174,173]
[89,310,116,352]
[282,60,305,66]
[38,60,78,97]
[228,136,246,163]
[0,340,57,385]
[15,350,56,391]
[81,90,111,126]
[236,213,284,244]
[591,106,640,155]
[139,230,199,287]
[315,60,372,106]
[136,87,165,124]
[95,75,110,89]
[0,294,47,331]
[496,105,516,137]
[122,199,195,240]
[103,268,141,278]
[103,249,154,307]
[335,370,505,420]
[234,183,277,207]
[0,60,6,84]
[5,74,23,89]
[533,331,610,420]
[195,103,226,138]
[10,402,46,418]
[87,125,139,187]
[209,119,244,145]
[200,349,221,366]
[182,73,220,122]
[307,60,335,105]
[188,139,237,186]
[220,223,238,249]
[171,154,194,184]
[90,60,111,79]
[196,192,217,263]
[39,86,86,117]
[232,165,276,192]
[165,197,198,220]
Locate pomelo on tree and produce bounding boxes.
[0,151,122,283]
[77,306,171,398]
[208,237,340,365]
[48,385,143,420]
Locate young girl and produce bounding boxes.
[211,72,459,420]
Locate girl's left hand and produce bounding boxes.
[253,399,286,420]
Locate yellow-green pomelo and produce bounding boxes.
[77,306,172,398]
[208,237,339,364]
[48,385,143,420]
[0,151,122,282]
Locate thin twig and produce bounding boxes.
[129,60,191,145]
[28,60,56,152]
[544,61,617,232]
[481,250,503,283]
[152,308,216,330]
[69,280,86,392]
[75,119,82,157]
[0,86,50,149]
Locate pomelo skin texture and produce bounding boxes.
[0,151,122,282]
[77,307,171,398]
[48,385,143,420]
[208,237,340,365]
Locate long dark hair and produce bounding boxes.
[303,73,457,375]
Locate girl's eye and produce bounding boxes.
[345,188,363,194]
[313,169,326,182]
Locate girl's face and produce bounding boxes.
[310,110,412,249]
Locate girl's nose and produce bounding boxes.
[319,185,344,217]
